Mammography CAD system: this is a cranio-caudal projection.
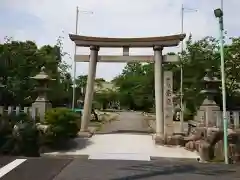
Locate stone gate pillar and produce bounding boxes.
[81,46,99,132]
[153,46,164,139]
[163,71,174,136]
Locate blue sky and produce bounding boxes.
[0,0,239,81]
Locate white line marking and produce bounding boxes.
[0,159,27,178]
[89,153,150,161]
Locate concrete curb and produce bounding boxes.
[41,154,89,159]
[150,156,197,162]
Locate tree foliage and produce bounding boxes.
[2,34,240,116]
[113,63,154,111]
[0,37,72,106]
[113,35,240,114]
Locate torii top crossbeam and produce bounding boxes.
[69,34,186,48]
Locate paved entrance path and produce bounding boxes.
[45,134,198,160]
[45,111,199,160]
[97,111,150,134]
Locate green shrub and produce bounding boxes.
[0,113,40,157]
[43,108,80,146]
[12,122,39,157]
[0,115,12,150]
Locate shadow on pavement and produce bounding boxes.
[43,138,93,153]
[111,162,238,180]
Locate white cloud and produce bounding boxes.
[1,0,240,81]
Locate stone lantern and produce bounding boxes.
[31,66,55,121]
[200,69,221,101]
[197,68,221,127]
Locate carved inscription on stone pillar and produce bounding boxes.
[198,110,206,125]
[163,71,174,136]
[212,111,218,127]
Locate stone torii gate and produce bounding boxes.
[69,34,185,141]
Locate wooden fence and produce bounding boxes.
[211,111,240,128]
[223,111,240,128]
[191,110,240,129]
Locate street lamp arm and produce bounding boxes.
[183,8,198,12]
[79,10,94,14]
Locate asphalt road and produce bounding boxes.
[0,156,240,180]
[98,111,150,134]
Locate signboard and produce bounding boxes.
[163,55,179,63]
[163,71,174,136]
[123,47,129,56]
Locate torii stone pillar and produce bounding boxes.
[153,46,164,139]
[80,46,99,132]
[69,33,186,137]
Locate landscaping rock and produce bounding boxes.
[183,126,240,163]
[185,141,195,151]
[214,140,224,161]
[198,140,214,162]
[153,135,165,145]
[78,131,93,138]
[164,134,185,146]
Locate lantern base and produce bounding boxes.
[32,99,52,122]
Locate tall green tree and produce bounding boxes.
[0,37,71,106]
[113,63,154,111]
[112,35,240,115]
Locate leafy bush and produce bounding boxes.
[0,115,12,149]
[12,122,39,156]
[0,108,80,154]
[43,108,80,146]
[0,113,40,157]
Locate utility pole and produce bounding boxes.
[72,7,93,110]
[72,6,79,110]
[180,4,197,132]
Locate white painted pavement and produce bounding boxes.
[0,159,27,178]
[45,134,199,161]
[88,153,151,161]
